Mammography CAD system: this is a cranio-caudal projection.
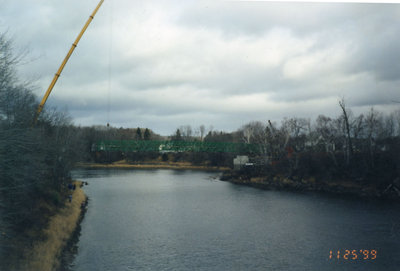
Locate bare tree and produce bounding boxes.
[240,121,263,144]
[179,125,193,141]
[394,110,400,136]
[199,124,206,141]
[263,120,290,162]
[280,117,311,171]
[365,107,383,168]
[315,115,338,166]
[382,113,395,138]
[339,98,353,166]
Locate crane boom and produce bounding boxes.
[34,0,104,124]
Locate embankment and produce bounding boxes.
[221,171,400,200]
[19,181,87,271]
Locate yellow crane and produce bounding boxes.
[33,0,104,125]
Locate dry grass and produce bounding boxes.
[20,181,86,271]
[250,177,265,184]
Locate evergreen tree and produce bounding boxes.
[144,128,151,140]
[136,127,142,140]
[173,129,182,141]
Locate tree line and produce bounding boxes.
[83,102,400,188]
[235,99,400,190]
[164,103,400,189]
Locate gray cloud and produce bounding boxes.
[1,0,399,135]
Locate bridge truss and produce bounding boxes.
[93,140,260,154]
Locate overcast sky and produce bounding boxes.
[1,0,399,135]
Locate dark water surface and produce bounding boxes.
[67,169,400,271]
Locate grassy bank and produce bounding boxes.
[18,181,87,271]
[76,159,230,171]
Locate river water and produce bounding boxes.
[66,169,400,271]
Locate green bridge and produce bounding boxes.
[93,140,260,154]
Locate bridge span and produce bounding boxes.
[92,140,260,154]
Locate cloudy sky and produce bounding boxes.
[0,0,399,135]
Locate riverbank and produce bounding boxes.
[76,160,231,171]
[221,171,400,200]
[18,181,87,271]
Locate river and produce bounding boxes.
[65,169,400,271]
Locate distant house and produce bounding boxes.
[305,136,335,152]
[233,155,249,170]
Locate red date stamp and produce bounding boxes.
[329,250,377,260]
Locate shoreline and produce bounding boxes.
[20,181,87,271]
[220,171,400,200]
[75,161,231,171]
[75,162,399,200]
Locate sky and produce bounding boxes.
[0,0,399,135]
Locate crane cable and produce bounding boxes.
[106,0,113,128]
